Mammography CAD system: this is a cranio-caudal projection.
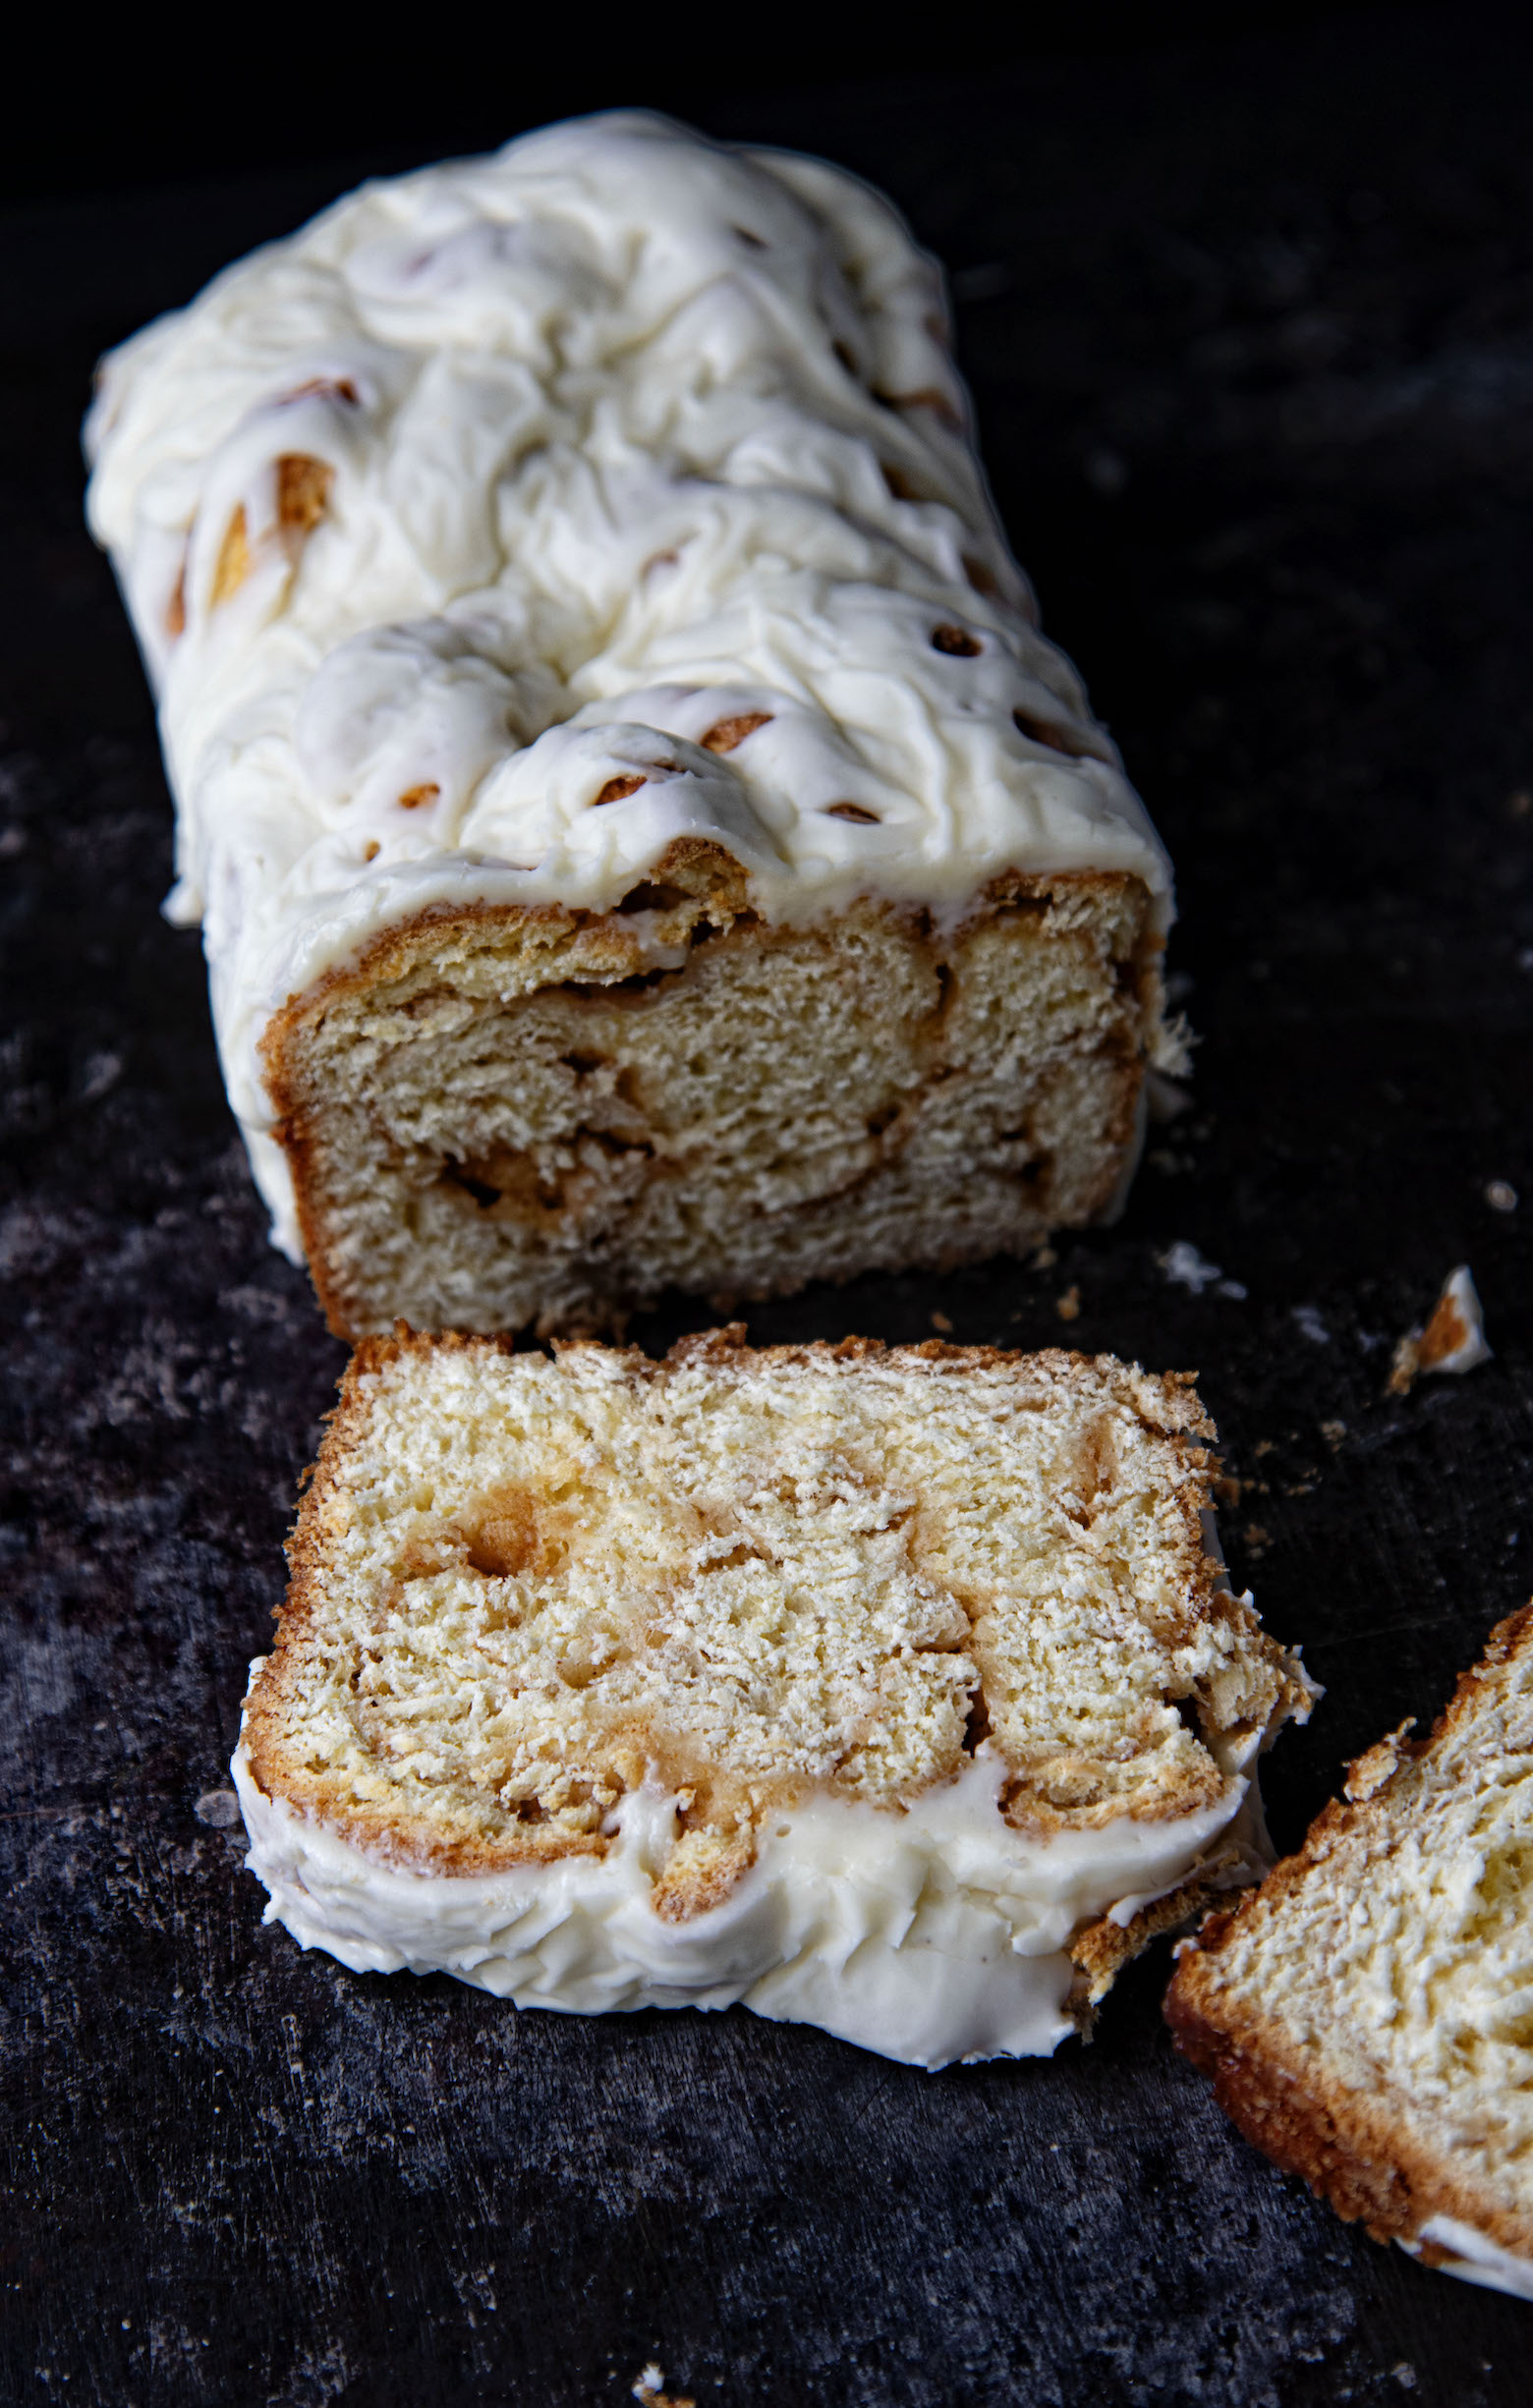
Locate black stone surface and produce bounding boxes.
[4,15,1533,2402]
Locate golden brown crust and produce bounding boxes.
[275,452,333,533]
[1165,1603,1533,2262]
[1165,1974,1434,2246]
[1165,1954,1533,2261]
[258,856,1163,1341]
[1069,1870,1233,2004]
[206,453,333,614]
[210,506,250,606]
[261,836,754,1057]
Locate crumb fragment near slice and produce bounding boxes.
[1387,1262,1491,1396]
[236,1326,1315,2066]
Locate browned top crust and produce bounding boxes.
[259,837,760,1071]
[259,852,1154,1095]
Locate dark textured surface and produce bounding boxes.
[4,15,1533,2402]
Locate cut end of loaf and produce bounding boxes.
[1166,1602,1533,2279]
[259,853,1169,1341]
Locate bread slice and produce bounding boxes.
[85,113,1183,1341]
[1166,1606,1533,2298]
[263,857,1165,1339]
[234,1325,1315,2066]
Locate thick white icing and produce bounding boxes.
[85,112,1171,1258]
[1402,2214,1533,2302]
[232,1706,1268,2070]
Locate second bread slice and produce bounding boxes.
[1167,1605,1533,2296]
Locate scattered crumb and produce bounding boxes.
[1486,1179,1518,1211]
[1213,1474,1243,1509]
[1320,1420,1347,1448]
[1151,1010,1194,1078]
[1253,1439,1276,1458]
[1387,1337,1420,1395]
[1032,1243,1057,1270]
[930,1310,953,1333]
[1160,1240,1223,1294]
[1242,1524,1271,1556]
[1284,1482,1314,1497]
[1344,1720,1415,1803]
[1146,1070,1193,1122]
[1055,1286,1081,1322]
[1291,1304,1330,1346]
[633,2370,695,2408]
[1387,1265,1492,1396]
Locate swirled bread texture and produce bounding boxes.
[236,1328,1316,2067]
[85,112,1181,1334]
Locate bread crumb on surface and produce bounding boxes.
[1387,1265,1492,1396]
[1055,1286,1081,1321]
[1160,1240,1221,1294]
[633,2367,695,2408]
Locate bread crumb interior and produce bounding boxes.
[266,869,1163,1338]
[248,1334,1301,1917]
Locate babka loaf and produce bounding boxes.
[85,113,1183,1337]
[234,1326,1316,2067]
[1167,1606,1533,2298]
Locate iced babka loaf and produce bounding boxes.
[1167,1606,1533,2298]
[234,1327,1315,2067]
[85,112,1184,1339]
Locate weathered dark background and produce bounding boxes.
[4,9,1532,2401]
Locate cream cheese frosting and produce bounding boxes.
[233,1696,1273,2070]
[84,111,1171,1257]
[1402,2215,1533,2302]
